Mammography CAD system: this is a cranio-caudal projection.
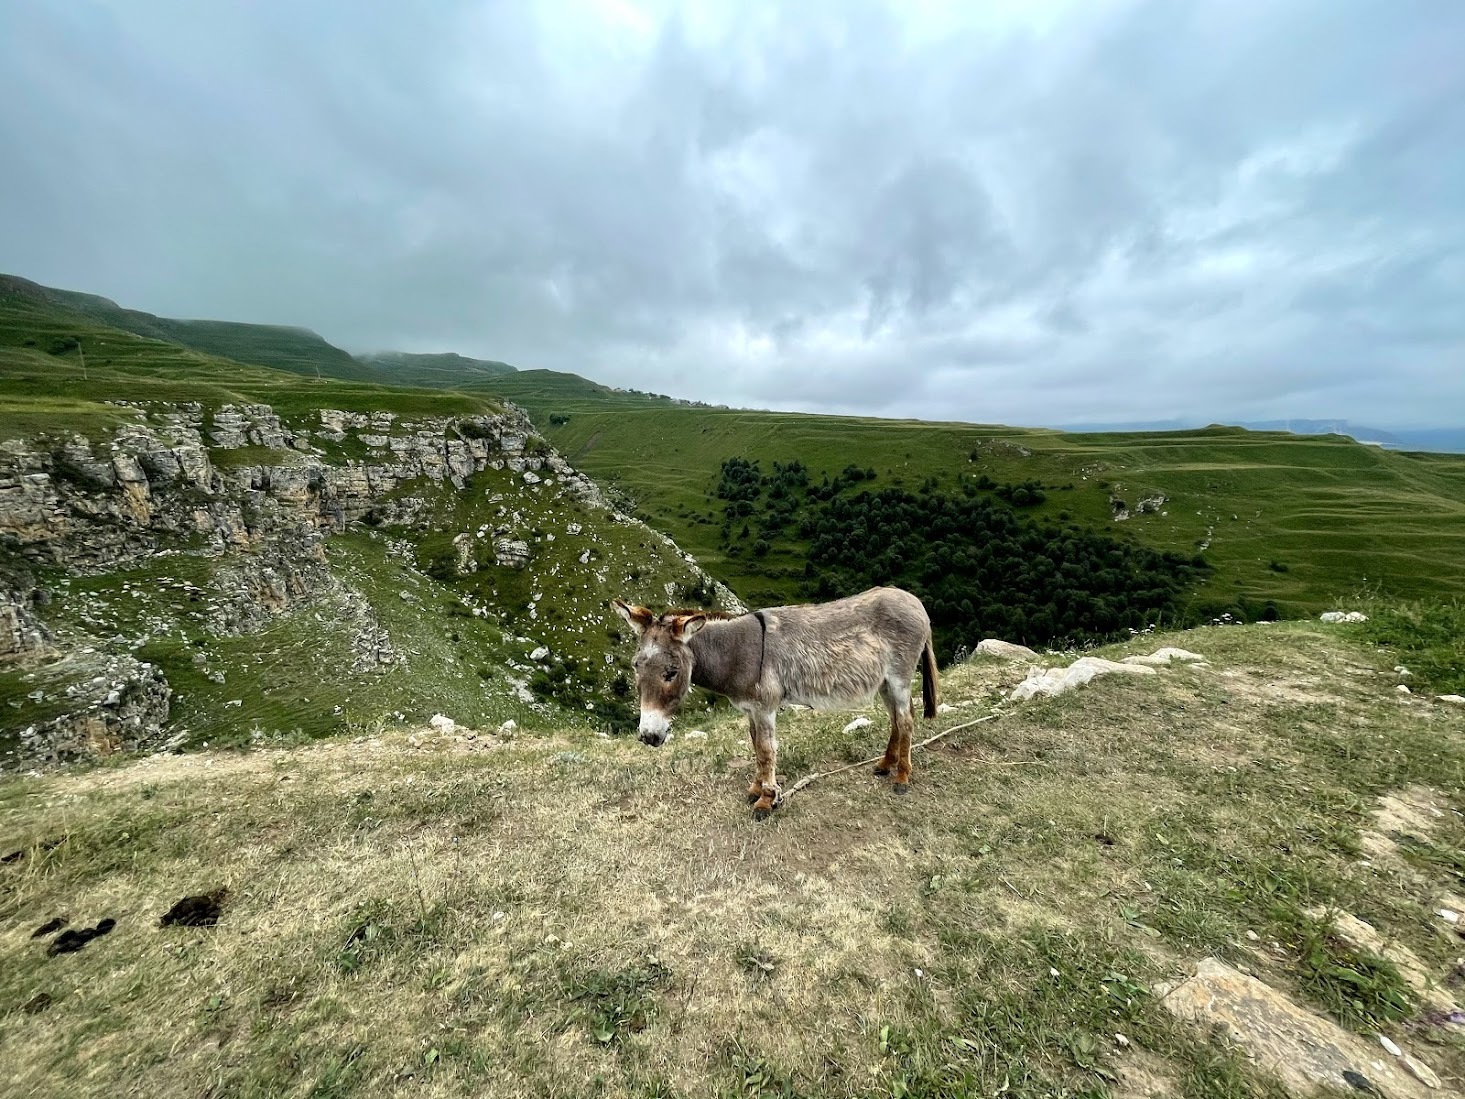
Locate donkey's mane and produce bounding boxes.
[660,608,741,620]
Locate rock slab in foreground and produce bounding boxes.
[1157,957,1436,1098]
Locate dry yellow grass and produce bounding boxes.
[3,622,1464,1098]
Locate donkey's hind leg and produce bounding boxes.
[880,675,915,794]
[874,682,902,780]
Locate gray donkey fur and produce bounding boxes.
[612,586,938,819]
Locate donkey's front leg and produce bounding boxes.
[747,710,779,820]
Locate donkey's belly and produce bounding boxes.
[784,687,877,712]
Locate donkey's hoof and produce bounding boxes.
[892,782,910,796]
[753,804,774,821]
[873,766,892,778]
[747,793,760,804]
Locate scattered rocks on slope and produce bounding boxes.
[14,653,172,765]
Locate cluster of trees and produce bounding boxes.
[710,456,1211,656]
[803,486,1207,657]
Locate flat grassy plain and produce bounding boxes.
[485,372,1465,619]
[3,621,1463,1098]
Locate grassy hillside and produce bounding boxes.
[485,371,1465,622]
[357,351,517,387]
[0,274,385,384]
[4,619,1463,1097]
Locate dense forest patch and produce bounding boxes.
[713,457,1212,658]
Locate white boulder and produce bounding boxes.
[429,713,457,732]
[1123,647,1206,667]
[975,638,1039,660]
[1320,611,1369,623]
[1010,657,1156,702]
[842,716,873,733]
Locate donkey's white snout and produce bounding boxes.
[637,710,671,747]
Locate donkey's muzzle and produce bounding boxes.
[637,710,671,748]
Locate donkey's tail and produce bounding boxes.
[920,636,939,719]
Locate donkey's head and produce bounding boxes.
[611,600,708,747]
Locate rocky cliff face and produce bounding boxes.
[0,400,737,767]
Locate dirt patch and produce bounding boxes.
[1361,785,1448,867]
[1374,787,1447,840]
[1113,1050,1180,1099]
[1215,667,1340,707]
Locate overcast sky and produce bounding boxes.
[2,1,1462,428]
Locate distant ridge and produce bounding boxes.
[0,273,383,383]
[0,273,522,387]
[1058,417,1465,454]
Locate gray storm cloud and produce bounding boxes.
[1,0,1461,428]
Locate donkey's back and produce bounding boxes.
[760,586,936,715]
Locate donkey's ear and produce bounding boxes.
[671,613,708,640]
[611,599,655,636]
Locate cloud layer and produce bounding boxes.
[2,0,1462,427]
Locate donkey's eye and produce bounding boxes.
[662,666,679,682]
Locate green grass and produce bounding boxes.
[3,620,1463,1096]
[1355,596,1465,695]
[482,370,1465,619]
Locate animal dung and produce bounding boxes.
[31,916,69,939]
[159,889,228,928]
[46,918,117,956]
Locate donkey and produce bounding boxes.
[612,586,938,819]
